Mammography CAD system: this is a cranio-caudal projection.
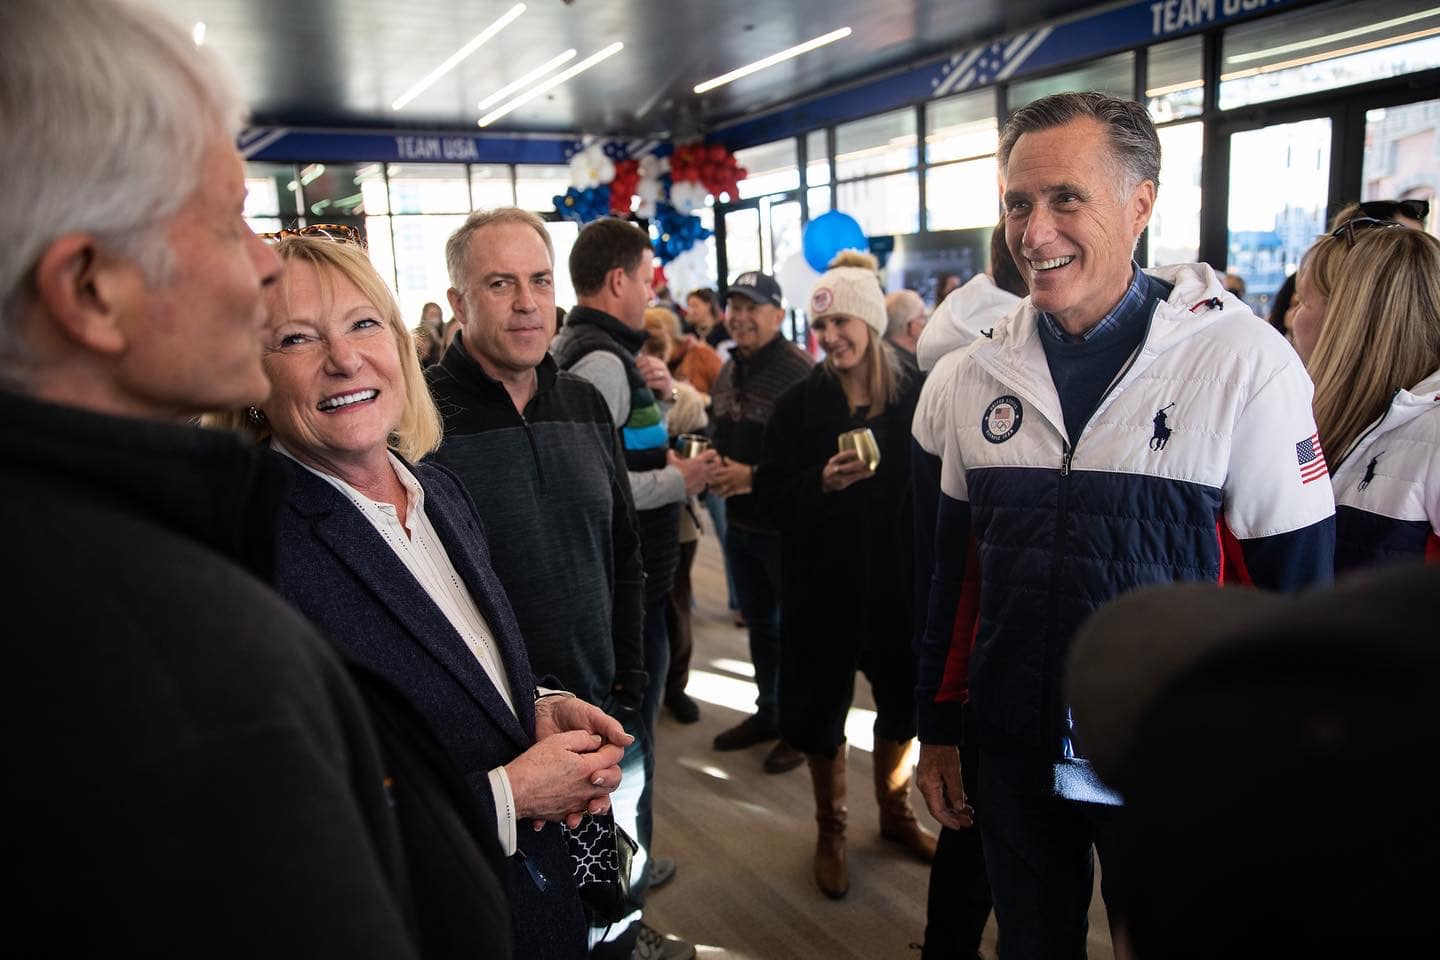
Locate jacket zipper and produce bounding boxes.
[520,410,547,491]
[1045,313,1152,752]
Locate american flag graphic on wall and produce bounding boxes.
[1296,432,1328,484]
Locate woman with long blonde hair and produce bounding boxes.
[1308,225,1440,571]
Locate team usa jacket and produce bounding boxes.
[1331,367,1440,572]
[913,262,1336,756]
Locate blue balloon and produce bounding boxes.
[553,185,611,224]
[650,202,712,265]
[802,211,868,272]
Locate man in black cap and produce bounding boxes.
[707,272,814,772]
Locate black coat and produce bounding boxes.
[757,361,923,699]
[0,392,460,957]
[271,454,588,959]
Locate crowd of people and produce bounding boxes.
[4,2,1436,959]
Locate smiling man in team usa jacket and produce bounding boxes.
[912,92,1335,959]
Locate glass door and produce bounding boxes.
[1362,97,1439,239]
[1223,117,1332,317]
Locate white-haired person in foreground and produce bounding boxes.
[0,1,509,956]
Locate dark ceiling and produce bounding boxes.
[156,0,1108,138]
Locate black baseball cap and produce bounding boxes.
[725,271,783,309]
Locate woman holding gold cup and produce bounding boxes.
[754,251,931,900]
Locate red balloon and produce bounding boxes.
[734,166,748,180]
[707,143,726,161]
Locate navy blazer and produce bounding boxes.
[271,453,587,960]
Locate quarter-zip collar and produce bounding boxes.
[966,262,1238,448]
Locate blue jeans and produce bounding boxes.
[702,492,738,611]
[975,745,1121,960]
[723,525,782,722]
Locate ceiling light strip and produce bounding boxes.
[477,48,578,111]
[1226,8,1440,65]
[478,41,624,127]
[693,27,852,95]
[392,2,527,111]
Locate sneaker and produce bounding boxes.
[712,713,778,751]
[648,855,677,888]
[763,740,805,774]
[631,922,696,960]
[666,693,700,724]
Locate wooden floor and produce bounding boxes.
[642,533,1115,960]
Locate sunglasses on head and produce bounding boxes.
[256,223,367,249]
[1357,198,1429,225]
[1329,216,1403,248]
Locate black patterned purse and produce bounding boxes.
[562,812,638,924]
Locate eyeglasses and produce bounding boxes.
[1358,198,1429,226]
[256,223,367,249]
[1329,216,1402,248]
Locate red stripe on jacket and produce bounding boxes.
[937,532,981,703]
[1218,517,1255,586]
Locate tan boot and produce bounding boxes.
[807,743,849,899]
[874,737,938,863]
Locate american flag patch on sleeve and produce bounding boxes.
[1296,432,1328,484]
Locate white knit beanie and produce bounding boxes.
[808,250,887,337]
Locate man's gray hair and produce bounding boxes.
[998,92,1161,195]
[0,0,246,382]
[445,207,555,291]
[884,290,926,340]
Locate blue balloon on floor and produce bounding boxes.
[802,211,868,272]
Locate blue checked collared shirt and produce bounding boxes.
[1040,262,1147,344]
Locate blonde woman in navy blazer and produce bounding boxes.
[219,235,630,960]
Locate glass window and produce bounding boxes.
[1008,52,1135,110]
[837,172,920,236]
[1227,118,1332,311]
[244,162,298,220]
[515,165,569,213]
[926,158,1000,231]
[806,130,831,187]
[390,214,470,329]
[724,207,762,281]
[835,108,918,180]
[245,217,284,235]
[927,89,998,164]
[299,163,382,219]
[470,165,517,210]
[543,220,579,311]
[1147,121,1204,268]
[736,139,799,200]
[356,164,389,215]
[807,186,832,217]
[1220,0,1440,110]
[1147,35,1204,123]
[1363,98,1440,239]
[769,198,803,278]
[387,164,470,214]
[365,216,398,299]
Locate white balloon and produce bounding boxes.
[777,252,821,311]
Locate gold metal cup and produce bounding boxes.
[676,433,711,459]
[837,427,881,472]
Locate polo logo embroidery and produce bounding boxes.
[810,286,834,314]
[1359,454,1382,490]
[982,396,1023,443]
[980,328,994,339]
[1149,403,1174,451]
